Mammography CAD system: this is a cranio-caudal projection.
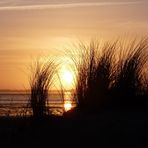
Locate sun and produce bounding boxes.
[60,65,75,90]
[62,70,73,84]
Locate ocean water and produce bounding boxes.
[0,92,76,116]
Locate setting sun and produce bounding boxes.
[60,66,75,89]
[63,70,73,84]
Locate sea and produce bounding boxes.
[0,91,76,117]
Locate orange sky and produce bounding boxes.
[0,0,148,90]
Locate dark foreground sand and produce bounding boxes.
[0,105,148,148]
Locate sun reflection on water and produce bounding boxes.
[64,101,72,112]
[64,91,73,112]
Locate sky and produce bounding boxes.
[0,0,148,90]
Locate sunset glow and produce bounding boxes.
[0,0,148,90]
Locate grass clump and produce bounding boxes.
[67,41,115,111]
[29,58,56,118]
[112,39,148,104]
[67,38,148,113]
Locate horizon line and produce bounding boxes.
[0,89,74,92]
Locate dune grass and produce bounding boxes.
[67,38,148,112]
[112,39,148,104]
[29,58,57,118]
[28,38,148,117]
[67,41,115,111]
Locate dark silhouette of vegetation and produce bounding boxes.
[112,39,148,105]
[66,41,115,111]
[139,67,148,102]
[67,39,148,113]
[29,59,56,118]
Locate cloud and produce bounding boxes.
[0,1,145,11]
